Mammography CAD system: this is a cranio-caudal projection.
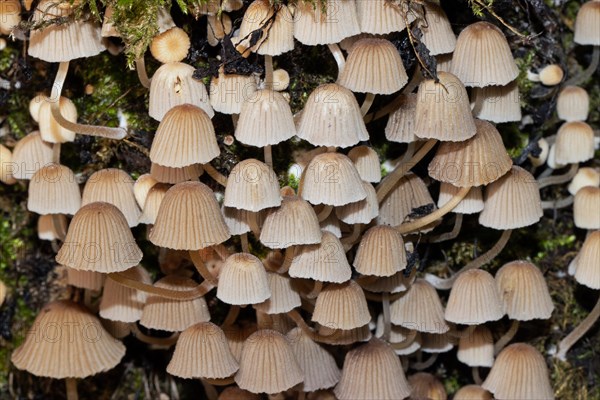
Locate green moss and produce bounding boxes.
[515,50,536,100]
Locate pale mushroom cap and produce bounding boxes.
[167,322,239,379]
[390,279,449,333]
[572,231,600,289]
[317,324,372,346]
[207,13,232,46]
[150,162,204,184]
[210,69,257,114]
[385,94,418,143]
[421,3,456,55]
[574,1,600,45]
[451,21,519,87]
[66,267,105,291]
[335,181,379,224]
[348,146,381,183]
[297,83,369,148]
[495,260,554,320]
[217,253,271,305]
[38,214,67,241]
[557,86,589,122]
[472,81,522,124]
[312,280,371,330]
[221,206,252,235]
[437,183,484,214]
[445,269,504,325]
[420,332,455,354]
[0,0,21,36]
[133,173,159,208]
[99,265,151,323]
[378,172,436,228]
[235,329,304,394]
[408,372,448,400]
[149,62,214,121]
[28,164,81,215]
[38,97,78,143]
[574,186,600,229]
[254,272,301,314]
[293,0,360,45]
[300,152,367,206]
[338,38,408,94]
[11,131,54,180]
[139,183,170,225]
[356,271,412,294]
[568,167,599,195]
[479,165,543,230]
[414,71,477,142]
[150,27,190,63]
[149,181,230,250]
[56,202,143,273]
[457,325,494,367]
[334,338,411,400]
[355,0,416,35]
[224,159,282,212]
[353,225,407,277]
[11,300,125,379]
[482,343,554,400]
[82,168,141,227]
[454,385,493,400]
[260,195,322,248]
[374,315,422,355]
[538,64,564,86]
[0,144,16,184]
[238,0,294,56]
[554,121,595,164]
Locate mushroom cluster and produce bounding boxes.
[0,0,599,399]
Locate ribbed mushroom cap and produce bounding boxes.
[260,195,322,248]
[428,119,513,187]
[445,269,504,325]
[238,0,293,56]
[56,202,142,272]
[82,169,141,227]
[224,159,281,212]
[217,253,271,305]
[289,231,352,283]
[133,173,158,209]
[390,279,449,334]
[414,72,476,142]
[312,280,371,330]
[334,338,411,400]
[354,225,407,277]
[356,0,415,35]
[574,186,600,229]
[207,13,232,46]
[546,143,565,170]
[338,38,408,94]
[293,0,360,45]
[167,322,239,379]
[421,3,456,55]
[408,373,447,400]
[27,164,81,215]
[235,329,303,394]
[479,166,542,230]
[149,181,230,250]
[11,300,125,379]
[457,325,494,367]
[218,387,261,400]
[374,315,422,355]
[385,94,418,143]
[0,0,21,35]
[495,260,554,320]
[335,181,378,224]
[100,318,130,340]
[38,97,78,143]
[30,94,48,122]
[454,385,493,400]
[28,0,106,62]
[256,311,295,334]
[11,131,54,180]
[572,231,600,289]
[99,265,150,323]
[0,144,15,184]
[210,69,257,114]
[140,275,210,331]
[320,211,342,238]
[318,324,372,346]
[287,327,341,392]
[357,271,412,294]
[472,81,522,123]
[557,86,589,122]
[297,83,369,148]
[150,162,204,184]
[378,172,436,227]
[139,183,170,225]
[482,343,554,400]
[568,167,600,195]
[150,104,219,168]
[300,152,367,206]
[224,323,257,362]
[66,267,105,291]
[222,206,252,235]
[235,89,295,146]
[38,214,67,241]
[574,1,600,45]
[438,183,484,214]
[348,146,381,183]
[149,62,214,121]
[420,332,455,354]
[554,121,595,164]
[437,52,453,72]
[254,272,301,314]
[150,27,190,63]
[450,21,518,87]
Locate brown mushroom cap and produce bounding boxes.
[574,1,600,46]
[408,372,448,400]
[99,265,151,323]
[353,225,407,277]
[472,81,522,124]
[390,279,449,334]
[289,231,352,283]
[260,195,322,248]
[574,186,600,229]
[224,159,282,212]
[557,86,589,122]
[554,121,595,164]
[238,0,294,56]
[457,325,494,367]
[150,27,190,63]
[11,131,54,180]
[293,0,360,46]
[445,269,504,325]
[27,163,81,215]
[312,280,371,330]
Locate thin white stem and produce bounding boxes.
[135,56,151,88]
[494,319,520,355]
[537,163,578,189]
[65,378,78,400]
[264,145,273,168]
[556,296,600,361]
[327,43,345,78]
[203,163,228,187]
[565,46,600,86]
[361,93,376,117]
[382,292,391,342]
[264,54,274,90]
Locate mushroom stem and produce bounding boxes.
[51,214,67,241]
[306,280,323,299]
[424,229,513,290]
[130,324,179,346]
[382,292,391,342]
[376,139,437,203]
[108,272,214,299]
[427,214,463,243]
[412,353,438,370]
[537,163,578,189]
[200,379,219,400]
[556,294,600,361]
[277,246,295,274]
[190,250,218,286]
[52,143,61,164]
[65,378,78,400]
[248,211,261,238]
[240,233,250,253]
[264,145,273,168]
[316,205,333,222]
[360,93,376,117]
[203,377,236,386]
[341,223,363,248]
[264,54,274,90]
[565,45,600,86]
[395,186,470,234]
[286,309,343,345]
[203,163,228,187]
[221,305,240,327]
[447,324,477,339]
[494,319,520,355]
[50,61,127,140]
[389,329,418,350]
[134,56,151,89]
[472,367,482,385]
[364,66,422,123]
[327,43,345,78]
[541,196,574,210]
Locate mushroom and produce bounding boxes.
[567,1,600,85]
[527,64,564,86]
[557,86,589,122]
[99,265,151,323]
[216,253,271,305]
[408,373,447,399]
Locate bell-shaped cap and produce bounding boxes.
[312,280,371,330]
[217,253,271,305]
[353,225,407,277]
[289,231,352,283]
[28,163,81,215]
[445,269,504,325]
[224,159,281,212]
